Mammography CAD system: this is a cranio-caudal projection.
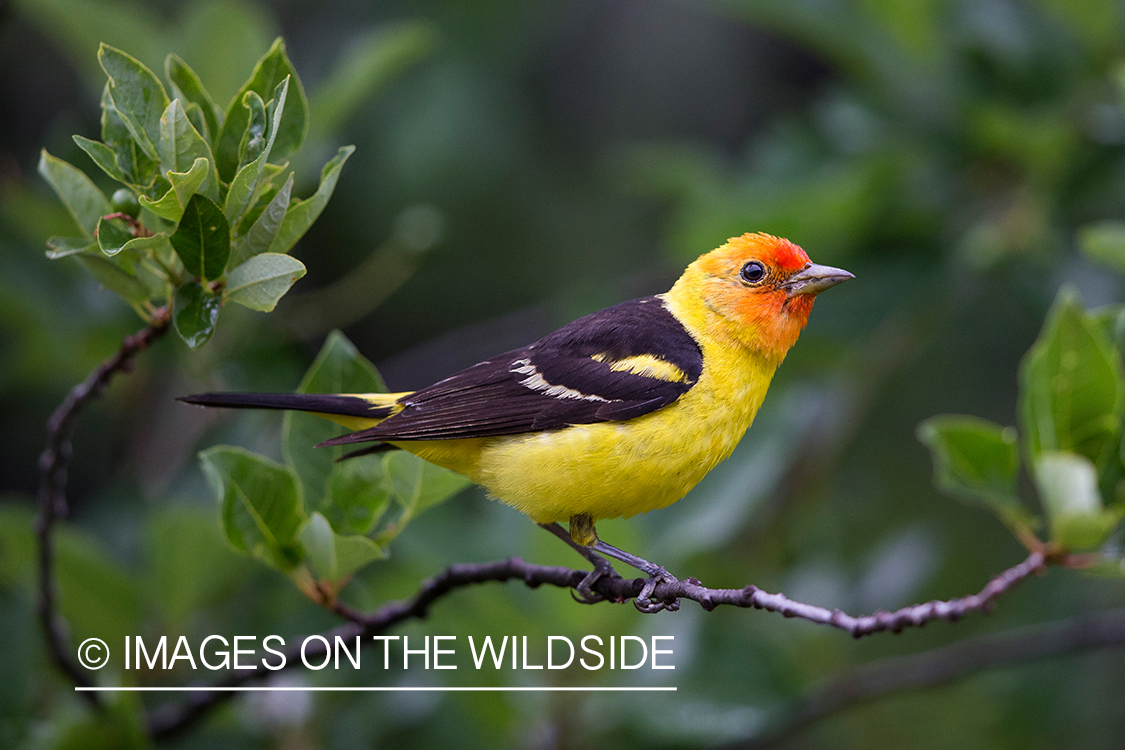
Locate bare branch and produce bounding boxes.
[736,607,1125,749]
[729,550,1046,637]
[148,550,1046,738]
[36,311,170,706]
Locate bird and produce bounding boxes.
[181,233,853,611]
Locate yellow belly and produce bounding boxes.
[393,338,777,524]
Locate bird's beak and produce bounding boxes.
[783,263,854,296]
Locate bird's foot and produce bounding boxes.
[542,521,679,610]
[633,567,679,614]
[588,538,679,613]
[571,557,619,604]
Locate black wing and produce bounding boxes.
[321,296,703,445]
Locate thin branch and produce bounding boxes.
[736,607,1125,749]
[36,311,170,706]
[148,550,1046,739]
[730,550,1046,636]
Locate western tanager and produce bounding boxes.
[183,233,852,610]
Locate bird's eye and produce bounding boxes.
[740,261,766,284]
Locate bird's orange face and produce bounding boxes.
[691,233,853,359]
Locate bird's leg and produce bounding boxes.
[591,539,680,614]
[565,515,679,613]
[538,521,618,603]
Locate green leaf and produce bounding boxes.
[138,189,180,223]
[298,512,385,583]
[157,100,217,199]
[165,53,222,143]
[182,101,211,144]
[216,37,308,181]
[1078,221,1125,276]
[98,44,170,160]
[324,457,392,535]
[170,193,230,281]
[225,161,265,230]
[101,86,159,188]
[333,533,386,576]
[81,231,166,303]
[46,236,95,259]
[173,281,221,348]
[283,331,386,510]
[73,135,129,184]
[1019,288,1123,469]
[38,150,112,239]
[224,78,288,226]
[385,450,471,515]
[297,512,335,581]
[200,446,306,571]
[224,253,306,312]
[116,232,172,258]
[138,156,210,222]
[308,22,437,135]
[237,162,289,226]
[269,145,355,255]
[1034,451,1121,550]
[133,252,169,299]
[917,415,1025,525]
[237,90,268,168]
[73,253,151,303]
[232,172,293,266]
[96,216,133,256]
[124,233,172,258]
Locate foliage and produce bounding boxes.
[919,289,1124,553]
[202,331,469,593]
[34,27,468,601]
[38,40,352,346]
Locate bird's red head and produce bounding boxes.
[670,233,853,360]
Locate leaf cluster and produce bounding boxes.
[919,282,1125,559]
[38,41,354,347]
[200,331,470,594]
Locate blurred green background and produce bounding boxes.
[3,0,1125,747]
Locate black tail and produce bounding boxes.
[336,443,396,462]
[178,392,395,419]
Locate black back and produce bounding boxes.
[322,296,703,446]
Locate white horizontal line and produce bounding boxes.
[76,686,676,692]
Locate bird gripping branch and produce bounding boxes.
[182,233,853,611]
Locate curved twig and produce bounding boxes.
[148,550,1046,738]
[36,311,170,707]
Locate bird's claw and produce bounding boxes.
[571,559,618,604]
[633,567,679,614]
[571,574,605,604]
